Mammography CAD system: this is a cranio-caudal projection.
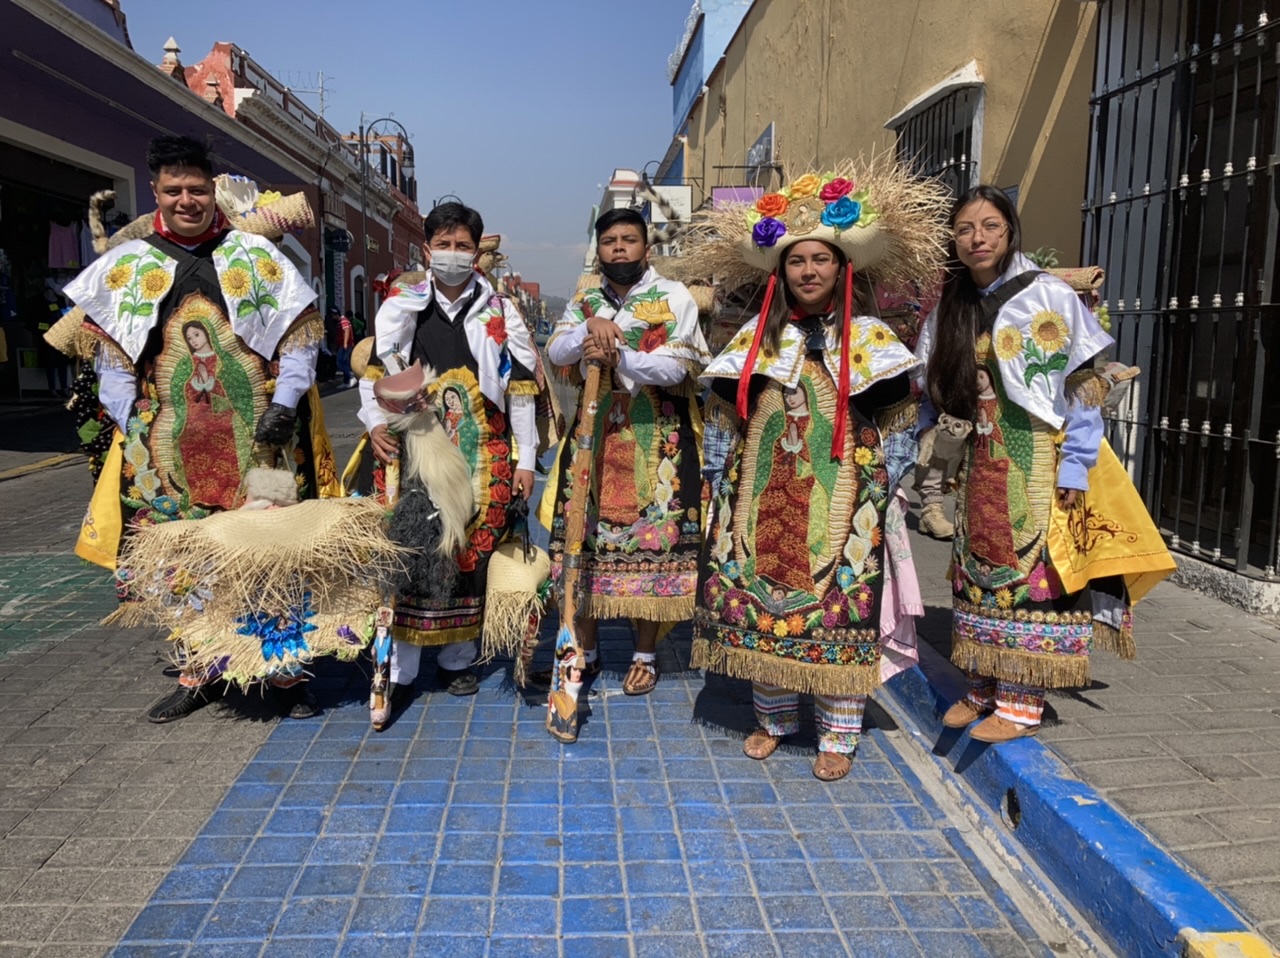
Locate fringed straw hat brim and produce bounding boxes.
[671,152,952,298]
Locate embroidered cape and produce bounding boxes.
[374,272,540,410]
[551,267,710,394]
[63,231,315,364]
[701,311,920,395]
[915,253,1114,429]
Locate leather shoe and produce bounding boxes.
[942,700,990,729]
[969,715,1039,743]
[436,667,479,696]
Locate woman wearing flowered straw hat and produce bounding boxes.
[690,157,950,781]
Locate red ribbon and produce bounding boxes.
[830,262,854,462]
[736,274,777,420]
[152,209,228,247]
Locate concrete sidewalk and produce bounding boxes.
[906,502,1280,948]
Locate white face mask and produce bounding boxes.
[428,249,475,287]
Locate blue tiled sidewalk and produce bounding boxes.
[113,626,1059,958]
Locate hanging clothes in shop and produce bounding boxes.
[48,220,80,269]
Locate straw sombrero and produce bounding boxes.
[350,337,375,380]
[482,541,552,685]
[88,175,314,257]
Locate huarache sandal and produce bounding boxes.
[621,659,658,696]
[813,751,853,782]
[743,729,782,761]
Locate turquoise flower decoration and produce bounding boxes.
[237,592,318,662]
[821,197,862,230]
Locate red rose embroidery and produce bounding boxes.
[490,483,512,504]
[489,412,507,434]
[638,325,669,353]
[486,314,508,344]
[492,459,512,480]
[457,547,479,572]
[486,504,507,527]
[487,439,510,457]
[472,528,496,554]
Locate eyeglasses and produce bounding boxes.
[953,221,1009,245]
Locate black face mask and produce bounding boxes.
[599,258,646,287]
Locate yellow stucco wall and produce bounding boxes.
[679,0,1098,264]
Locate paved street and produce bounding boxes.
[0,386,1273,955]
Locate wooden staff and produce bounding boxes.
[546,303,605,744]
[370,437,401,732]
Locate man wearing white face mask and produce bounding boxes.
[357,202,541,705]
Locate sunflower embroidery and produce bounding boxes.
[221,267,252,298]
[866,325,893,348]
[109,248,176,329]
[216,235,287,325]
[1030,310,1069,352]
[1016,310,1071,387]
[139,268,172,300]
[994,326,1024,361]
[254,258,284,283]
[105,264,133,291]
[846,343,873,378]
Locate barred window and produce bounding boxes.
[889,83,982,196]
[1083,0,1279,576]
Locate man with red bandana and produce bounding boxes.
[61,135,330,723]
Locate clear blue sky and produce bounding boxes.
[122,0,695,297]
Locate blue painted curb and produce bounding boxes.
[881,643,1255,958]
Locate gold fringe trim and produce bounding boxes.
[393,623,481,647]
[166,607,371,689]
[507,380,540,396]
[692,637,883,697]
[1092,620,1137,660]
[1065,368,1108,409]
[582,594,695,621]
[44,308,91,359]
[951,637,1091,689]
[478,591,546,665]
[277,309,325,354]
[703,392,741,431]
[876,395,918,436]
[393,271,428,293]
[114,499,406,625]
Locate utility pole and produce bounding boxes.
[283,71,329,117]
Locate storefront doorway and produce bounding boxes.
[0,140,115,401]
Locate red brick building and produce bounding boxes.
[183,42,423,320]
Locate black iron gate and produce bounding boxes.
[1083,0,1280,576]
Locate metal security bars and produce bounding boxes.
[1082,0,1279,576]
[892,86,981,196]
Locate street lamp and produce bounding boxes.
[357,113,415,321]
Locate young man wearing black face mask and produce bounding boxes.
[357,202,542,714]
[540,208,710,729]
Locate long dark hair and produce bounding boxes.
[925,185,1023,422]
[760,242,875,355]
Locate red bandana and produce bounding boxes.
[153,209,228,247]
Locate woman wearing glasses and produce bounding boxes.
[915,185,1116,742]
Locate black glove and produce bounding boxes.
[254,403,297,445]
